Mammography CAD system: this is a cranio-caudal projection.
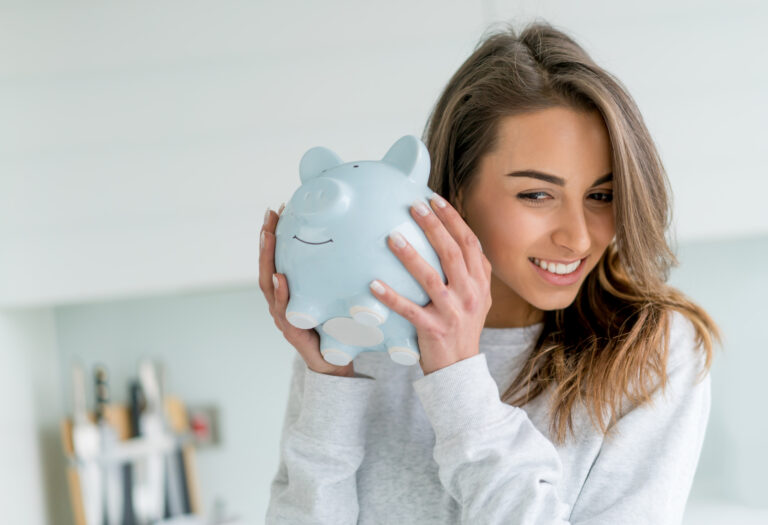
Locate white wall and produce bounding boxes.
[1,0,765,309]
[667,235,768,509]
[0,310,69,525]
[0,0,487,309]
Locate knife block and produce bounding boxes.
[60,396,201,525]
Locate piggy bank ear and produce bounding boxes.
[300,146,343,183]
[381,135,431,186]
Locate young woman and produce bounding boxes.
[260,20,721,524]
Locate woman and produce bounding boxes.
[261,20,721,524]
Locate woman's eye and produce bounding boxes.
[590,192,613,203]
[517,192,550,203]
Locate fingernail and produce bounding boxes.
[370,279,385,294]
[272,274,279,289]
[389,231,407,248]
[430,192,447,208]
[263,207,271,226]
[412,200,429,216]
[278,202,286,216]
[260,230,265,250]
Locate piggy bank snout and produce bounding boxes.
[292,178,350,217]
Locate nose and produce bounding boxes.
[551,201,591,256]
[292,178,351,219]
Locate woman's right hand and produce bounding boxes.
[259,204,356,378]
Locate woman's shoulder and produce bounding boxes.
[665,308,708,374]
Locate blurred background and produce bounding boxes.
[1,1,766,524]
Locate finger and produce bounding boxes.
[482,253,492,281]
[408,199,469,293]
[270,272,288,332]
[428,192,486,280]
[369,278,434,331]
[259,207,278,303]
[387,231,454,313]
[272,274,309,342]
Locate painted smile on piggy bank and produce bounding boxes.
[293,235,334,246]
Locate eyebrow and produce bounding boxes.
[506,170,613,187]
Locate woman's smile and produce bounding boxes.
[528,255,588,286]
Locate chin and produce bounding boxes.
[526,288,581,312]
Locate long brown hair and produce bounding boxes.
[422,20,722,445]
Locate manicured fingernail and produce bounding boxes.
[430,192,447,208]
[272,274,279,289]
[260,230,265,250]
[278,202,286,216]
[370,280,385,294]
[263,207,271,226]
[389,231,407,248]
[412,200,429,216]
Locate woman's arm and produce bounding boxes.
[266,353,376,524]
[567,338,710,524]
[412,325,710,524]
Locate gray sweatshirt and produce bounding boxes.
[265,310,711,524]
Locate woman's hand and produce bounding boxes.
[368,193,493,375]
[260,203,356,378]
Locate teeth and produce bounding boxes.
[530,257,582,275]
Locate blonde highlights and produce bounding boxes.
[422,20,721,445]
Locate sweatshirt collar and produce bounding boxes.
[479,322,544,348]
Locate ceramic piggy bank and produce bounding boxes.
[274,135,446,367]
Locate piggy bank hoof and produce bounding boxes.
[388,346,420,366]
[350,306,385,326]
[321,348,354,366]
[286,311,319,329]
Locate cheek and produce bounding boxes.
[482,208,539,260]
[479,204,614,265]
[588,208,616,244]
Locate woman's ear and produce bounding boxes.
[454,187,468,221]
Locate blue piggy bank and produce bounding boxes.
[274,135,446,367]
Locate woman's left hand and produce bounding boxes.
[369,192,493,375]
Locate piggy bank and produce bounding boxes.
[274,135,446,367]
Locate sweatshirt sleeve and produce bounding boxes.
[412,323,711,525]
[567,325,711,524]
[265,353,376,524]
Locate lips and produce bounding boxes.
[529,256,586,285]
[293,235,333,245]
[528,256,587,266]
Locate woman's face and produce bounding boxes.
[457,106,615,328]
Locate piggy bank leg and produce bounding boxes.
[318,331,363,367]
[385,335,421,366]
[285,297,324,329]
[347,293,390,327]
